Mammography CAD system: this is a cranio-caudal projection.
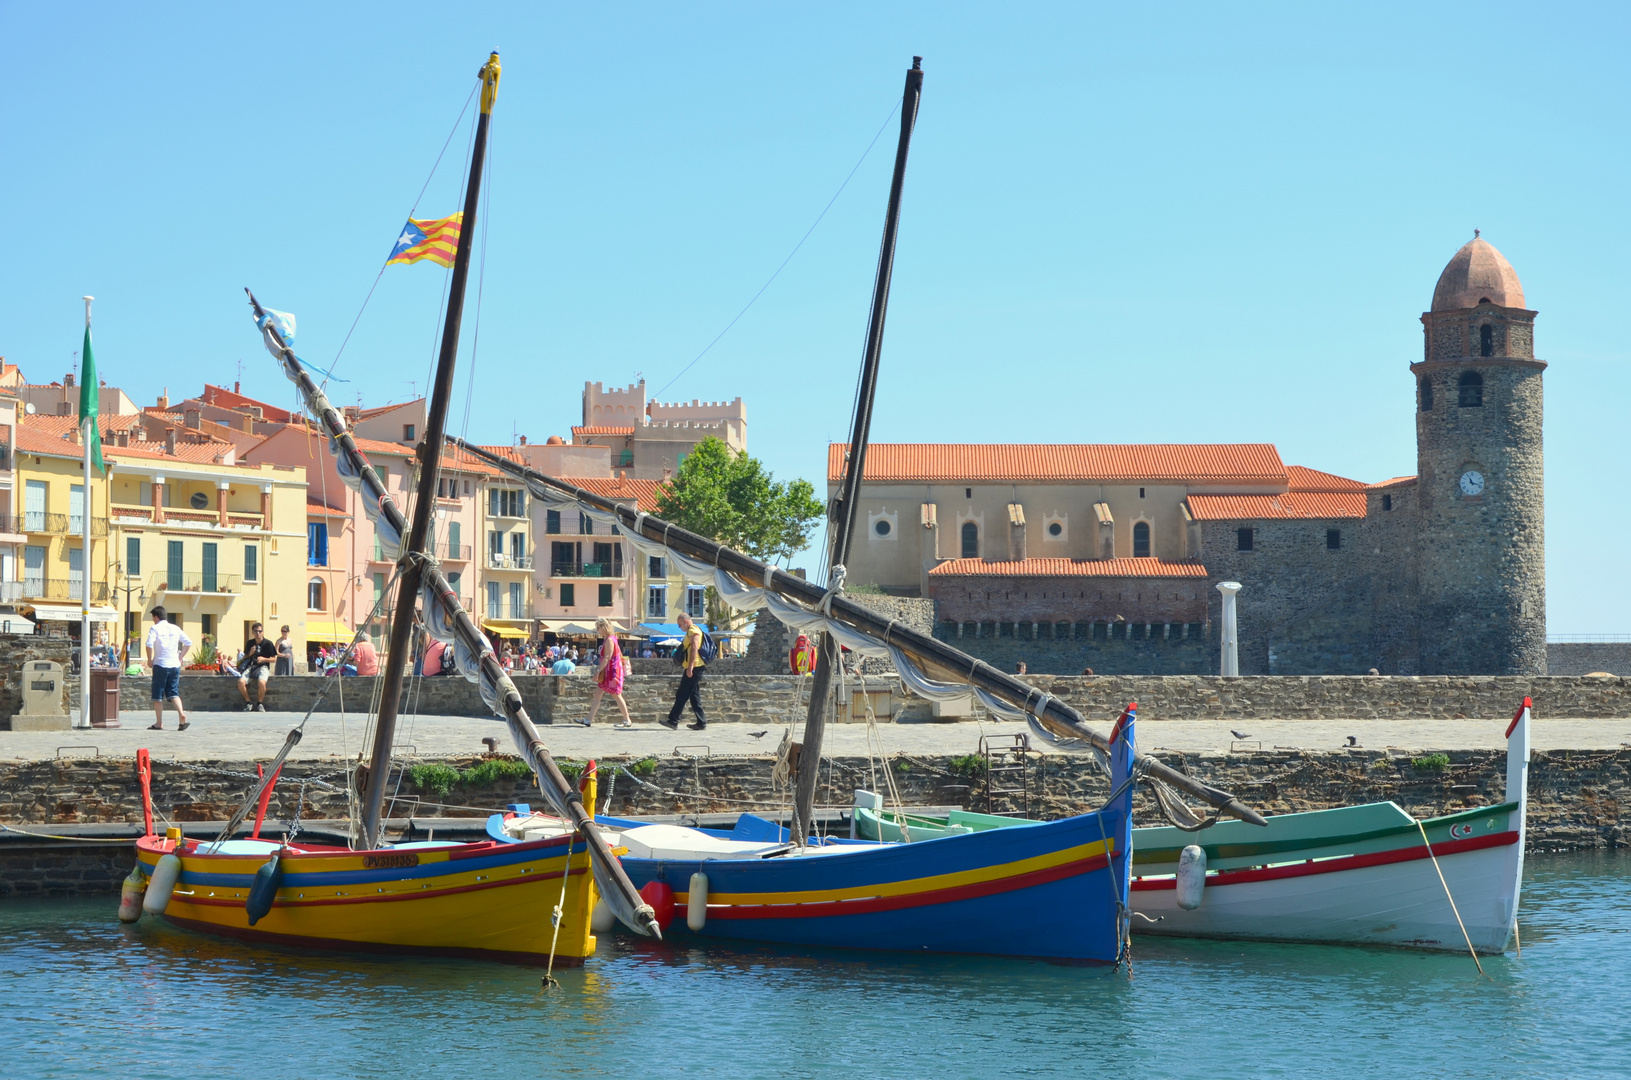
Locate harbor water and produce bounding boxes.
[1,852,1626,1079]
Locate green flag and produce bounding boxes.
[80,325,105,475]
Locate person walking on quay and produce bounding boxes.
[578,617,633,729]
[144,607,191,731]
[661,613,708,731]
[237,623,277,711]
[274,625,295,676]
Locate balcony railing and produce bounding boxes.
[486,553,534,571]
[19,512,108,537]
[438,542,472,561]
[484,601,535,620]
[21,577,111,603]
[0,514,22,535]
[551,560,623,578]
[149,571,242,595]
[0,581,24,602]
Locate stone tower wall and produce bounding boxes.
[1200,518,1376,675]
[1412,301,1546,675]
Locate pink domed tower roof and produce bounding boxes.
[1431,234,1526,312]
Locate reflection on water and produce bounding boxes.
[1,853,1627,1079]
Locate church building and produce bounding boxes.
[831,236,1546,675]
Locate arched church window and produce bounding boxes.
[1458,371,1484,408]
[961,522,978,559]
[1420,378,1433,412]
[1480,324,1494,357]
[1132,522,1151,558]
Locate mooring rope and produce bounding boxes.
[1415,818,1486,976]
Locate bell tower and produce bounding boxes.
[1413,233,1546,674]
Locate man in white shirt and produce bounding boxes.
[144,606,192,731]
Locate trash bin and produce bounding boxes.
[90,668,121,728]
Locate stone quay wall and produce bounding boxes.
[0,742,1621,899]
[77,671,1631,726]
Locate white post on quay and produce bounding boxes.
[77,295,94,729]
[1216,581,1241,677]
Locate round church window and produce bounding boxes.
[874,519,891,536]
[1048,522,1063,537]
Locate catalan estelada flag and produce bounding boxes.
[387,213,463,267]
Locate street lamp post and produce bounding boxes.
[109,562,145,668]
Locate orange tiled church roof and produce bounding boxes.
[927,557,1209,578]
[828,444,1287,485]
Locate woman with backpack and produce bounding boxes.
[578,616,634,729]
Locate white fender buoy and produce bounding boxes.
[687,872,709,932]
[590,898,615,934]
[117,866,147,923]
[143,853,182,916]
[1176,845,1207,911]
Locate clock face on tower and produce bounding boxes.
[1459,470,1486,497]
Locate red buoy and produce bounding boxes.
[639,880,676,931]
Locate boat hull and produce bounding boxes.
[1131,819,1521,953]
[620,811,1132,962]
[135,832,598,965]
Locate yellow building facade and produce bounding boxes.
[13,417,310,661]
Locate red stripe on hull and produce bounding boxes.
[707,851,1111,921]
[1130,829,1517,892]
[160,915,582,967]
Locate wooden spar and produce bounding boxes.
[793,57,925,845]
[363,53,498,850]
[447,436,1269,828]
[244,292,659,938]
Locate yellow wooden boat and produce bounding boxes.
[134,826,598,965]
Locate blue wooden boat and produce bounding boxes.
[495,713,1140,964]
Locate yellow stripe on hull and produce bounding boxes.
[696,837,1113,907]
[138,840,598,965]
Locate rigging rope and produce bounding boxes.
[651,100,903,402]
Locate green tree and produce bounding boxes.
[656,438,825,628]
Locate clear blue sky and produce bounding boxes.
[3,3,1627,632]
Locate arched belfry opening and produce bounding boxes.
[1458,370,1484,408]
[1420,377,1434,411]
[1480,324,1494,357]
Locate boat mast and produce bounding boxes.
[360,52,502,850]
[792,58,924,846]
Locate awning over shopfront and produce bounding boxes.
[0,613,36,633]
[536,619,626,635]
[481,619,533,639]
[304,621,354,644]
[27,604,120,623]
[636,622,685,638]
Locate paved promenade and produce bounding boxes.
[5,711,1628,762]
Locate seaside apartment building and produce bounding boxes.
[10,412,307,657]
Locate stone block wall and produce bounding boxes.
[932,621,1212,675]
[75,670,1631,722]
[1547,643,1631,676]
[1,745,1622,863]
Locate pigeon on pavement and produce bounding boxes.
[1230,729,1251,741]
[748,730,769,739]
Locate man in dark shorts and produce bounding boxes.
[144,607,191,730]
[238,622,277,711]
